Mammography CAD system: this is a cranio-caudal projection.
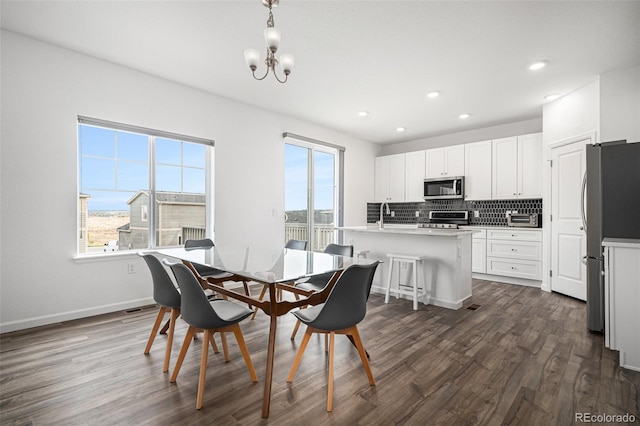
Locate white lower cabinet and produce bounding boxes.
[468,227,543,281]
[603,238,640,372]
[470,229,486,273]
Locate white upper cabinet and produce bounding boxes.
[492,133,542,199]
[517,133,543,198]
[425,146,465,178]
[404,150,426,202]
[464,140,492,200]
[375,154,405,202]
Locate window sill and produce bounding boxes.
[73,251,141,263]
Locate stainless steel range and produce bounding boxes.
[420,210,469,229]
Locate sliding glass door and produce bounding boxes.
[284,141,338,251]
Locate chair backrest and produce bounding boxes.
[163,260,229,330]
[184,238,214,249]
[323,243,354,257]
[303,243,355,287]
[285,239,307,250]
[306,262,379,331]
[138,253,181,309]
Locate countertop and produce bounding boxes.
[602,238,640,248]
[336,225,478,237]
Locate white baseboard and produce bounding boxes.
[0,297,155,334]
[472,273,542,288]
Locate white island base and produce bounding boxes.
[338,226,476,310]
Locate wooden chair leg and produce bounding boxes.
[287,327,313,382]
[170,326,196,383]
[231,325,258,382]
[327,331,335,412]
[209,332,220,354]
[220,332,230,362]
[241,281,252,309]
[144,307,167,354]
[251,285,268,320]
[159,318,170,335]
[196,329,211,410]
[163,308,180,373]
[349,326,375,386]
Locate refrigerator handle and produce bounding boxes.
[580,172,588,234]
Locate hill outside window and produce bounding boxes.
[77,117,212,255]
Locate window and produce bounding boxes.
[77,117,212,255]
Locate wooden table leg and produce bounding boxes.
[261,284,278,418]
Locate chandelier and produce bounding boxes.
[243,0,294,83]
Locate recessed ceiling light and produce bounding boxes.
[427,91,440,98]
[545,93,560,101]
[358,111,369,117]
[459,113,470,119]
[529,60,548,71]
[396,127,405,132]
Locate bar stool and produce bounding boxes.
[384,253,428,310]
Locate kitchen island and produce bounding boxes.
[336,225,478,310]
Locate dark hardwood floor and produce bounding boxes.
[1,280,639,425]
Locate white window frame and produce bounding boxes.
[76,116,214,256]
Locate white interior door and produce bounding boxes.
[550,139,589,300]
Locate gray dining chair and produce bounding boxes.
[184,238,252,305]
[139,253,183,373]
[286,262,380,412]
[164,260,258,410]
[289,243,354,339]
[250,239,308,320]
[284,239,307,250]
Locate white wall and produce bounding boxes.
[378,118,542,155]
[0,31,377,332]
[542,79,600,146]
[600,65,640,143]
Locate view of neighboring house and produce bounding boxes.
[118,191,206,250]
[78,193,91,254]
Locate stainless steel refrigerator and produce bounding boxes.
[584,141,640,332]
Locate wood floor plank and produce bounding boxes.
[1,279,639,425]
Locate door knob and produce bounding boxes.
[579,226,584,230]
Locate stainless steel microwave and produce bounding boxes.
[423,176,465,200]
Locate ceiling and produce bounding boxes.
[2,1,639,145]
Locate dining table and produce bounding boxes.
[155,244,375,418]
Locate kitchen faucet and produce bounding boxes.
[379,202,391,229]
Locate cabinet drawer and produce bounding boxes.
[486,229,541,241]
[487,257,542,280]
[487,240,542,261]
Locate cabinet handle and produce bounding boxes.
[511,248,517,252]
[511,266,518,270]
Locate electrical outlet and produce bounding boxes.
[391,211,395,217]
[415,211,420,217]
[474,210,479,218]
[128,262,136,274]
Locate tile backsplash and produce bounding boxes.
[367,199,543,227]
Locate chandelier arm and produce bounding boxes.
[273,71,288,84]
[252,67,271,81]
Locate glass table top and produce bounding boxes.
[155,245,371,284]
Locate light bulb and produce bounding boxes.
[264,27,281,53]
[244,49,260,70]
[279,54,294,75]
